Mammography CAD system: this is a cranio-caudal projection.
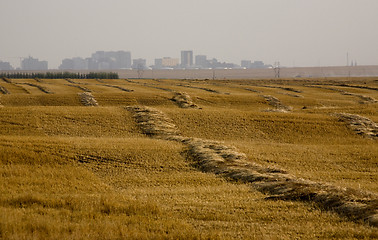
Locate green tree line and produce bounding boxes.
[0,72,119,79]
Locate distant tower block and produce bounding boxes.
[181,50,193,68]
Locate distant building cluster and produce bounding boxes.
[0,61,13,70]
[59,51,131,70]
[21,56,48,70]
[241,60,271,69]
[0,57,48,71]
[1,50,272,70]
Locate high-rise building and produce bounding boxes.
[154,59,163,69]
[241,60,252,69]
[115,51,131,69]
[21,57,48,70]
[181,50,193,68]
[132,58,147,69]
[59,59,74,70]
[154,57,179,69]
[195,55,208,68]
[0,61,13,70]
[162,57,179,67]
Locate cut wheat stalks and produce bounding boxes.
[126,106,180,137]
[67,84,92,92]
[64,78,79,84]
[17,83,53,94]
[171,92,201,109]
[177,84,222,94]
[259,85,302,93]
[127,105,378,227]
[0,86,10,94]
[278,92,303,98]
[103,84,134,92]
[336,113,378,139]
[260,95,293,112]
[1,77,12,83]
[79,92,98,106]
[307,85,377,104]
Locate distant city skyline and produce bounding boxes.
[0,49,275,70]
[1,0,378,69]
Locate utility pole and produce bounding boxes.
[274,61,280,78]
[137,64,144,79]
[347,52,349,66]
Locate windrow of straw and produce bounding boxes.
[126,106,180,137]
[260,95,293,112]
[127,105,378,227]
[171,92,200,109]
[308,85,377,104]
[67,84,92,92]
[0,86,10,94]
[17,83,53,94]
[1,77,12,83]
[79,92,98,106]
[336,113,378,139]
[259,85,302,93]
[244,88,261,93]
[33,78,44,83]
[103,84,134,92]
[183,138,377,227]
[64,78,79,84]
[177,84,222,94]
[279,92,303,98]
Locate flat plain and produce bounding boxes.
[0,77,377,239]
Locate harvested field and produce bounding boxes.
[127,105,378,227]
[0,77,377,239]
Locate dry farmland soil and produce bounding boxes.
[0,77,377,239]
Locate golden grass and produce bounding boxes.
[0,77,377,239]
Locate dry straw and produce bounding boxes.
[79,92,98,106]
[260,95,293,112]
[308,85,377,104]
[336,113,378,139]
[67,84,92,92]
[64,78,79,84]
[103,84,134,92]
[0,86,10,94]
[127,105,378,227]
[18,82,53,94]
[171,92,200,109]
[1,77,12,83]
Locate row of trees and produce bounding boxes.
[0,72,119,79]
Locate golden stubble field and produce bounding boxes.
[0,77,377,239]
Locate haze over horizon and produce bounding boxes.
[1,0,378,69]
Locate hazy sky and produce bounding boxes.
[1,0,378,69]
